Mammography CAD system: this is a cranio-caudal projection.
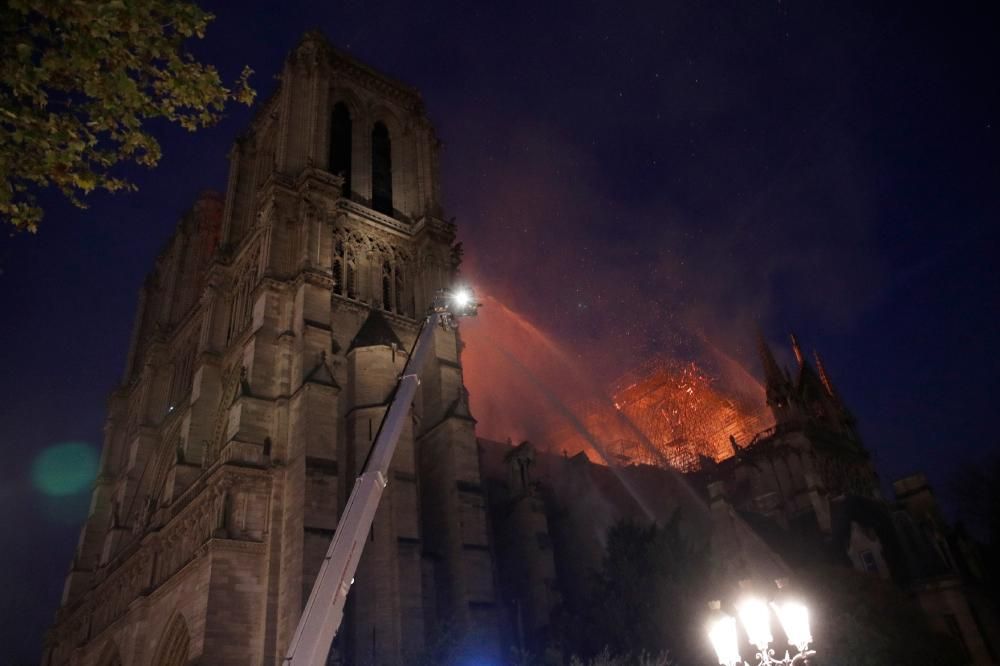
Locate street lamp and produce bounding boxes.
[737,597,773,653]
[707,594,816,665]
[772,600,812,655]
[707,605,742,666]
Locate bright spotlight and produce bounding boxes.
[431,287,479,320]
[452,288,472,308]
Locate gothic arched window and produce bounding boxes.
[169,343,196,409]
[153,614,191,666]
[395,265,405,315]
[330,103,352,197]
[381,260,392,311]
[345,248,357,300]
[227,255,258,344]
[371,122,392,215]
[332,240,345,295]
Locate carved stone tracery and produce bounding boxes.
[330,223,414,315]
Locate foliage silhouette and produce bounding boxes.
[0,0,254,231]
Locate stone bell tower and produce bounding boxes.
[45,32,499,666]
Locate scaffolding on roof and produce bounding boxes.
[610,359,771,472]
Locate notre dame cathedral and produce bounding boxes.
[45,32,497,666]
[44,32,998,666]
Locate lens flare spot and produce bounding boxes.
[31,442,98,496]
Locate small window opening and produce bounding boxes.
[346,250,357,300]
[394,268,405,315]
[381,261,392,311]
[371,122,392,215]
[330,103,352,197]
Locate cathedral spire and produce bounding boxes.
[758,329,798,425]
[814,350,838,399]
[789,332,805,368]
[757,330,785,388]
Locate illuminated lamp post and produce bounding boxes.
[707,587,817,665]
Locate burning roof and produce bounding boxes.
[543,358,773,472]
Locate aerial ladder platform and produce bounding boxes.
[282,289,479,666]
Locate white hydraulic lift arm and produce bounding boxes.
[283,289,479,666]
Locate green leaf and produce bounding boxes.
[0,0,256,232]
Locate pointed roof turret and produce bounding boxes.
[757,330,785,388]
[814,350,838,399]
[757,328,811,425]
[789,332,805,368]
[348,309,402,352]
[758,330,797,423]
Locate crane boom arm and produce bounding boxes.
[283,312,442,666]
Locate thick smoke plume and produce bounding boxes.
[447,117,880,459]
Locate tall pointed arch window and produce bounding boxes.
[330,103,352,197]
[395,265,406,315]
[371,122,393,215]
[168,342,196,409]
[381,260,392,311]
[345,247,357,300]
[227,260,258,344]
[153,614,191,666]
[333,240,345,296]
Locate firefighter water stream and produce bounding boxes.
[462,295,790,578]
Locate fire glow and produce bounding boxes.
[541,359,772,471]
[461,295,772,472]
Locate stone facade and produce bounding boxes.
[45,32,499,666]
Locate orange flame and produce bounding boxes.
[542,359,772,471]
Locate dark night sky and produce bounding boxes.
[1,1,998,662]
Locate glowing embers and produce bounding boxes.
[460,294,771,472]
[539,359,772,472]
[610,359,772,471]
